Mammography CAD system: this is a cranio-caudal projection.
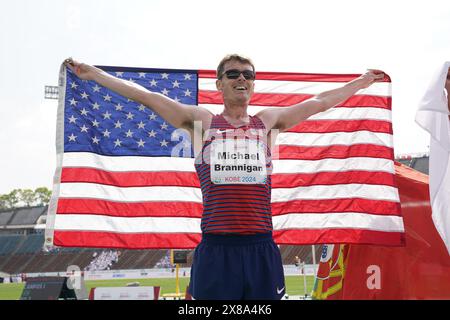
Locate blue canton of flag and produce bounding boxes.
[64,67,198,157]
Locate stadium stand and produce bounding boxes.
[396,153,429,174]
[8,207,47,228]
[0,154,429,276]
[0,206,173,274]
[0,235,23,255]
[279,245,322,265]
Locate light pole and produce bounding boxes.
[44,86,59,99]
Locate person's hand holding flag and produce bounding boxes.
[65,58,96,81]
[358,69,386,88]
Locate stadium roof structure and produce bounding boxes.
[0,206,48,230]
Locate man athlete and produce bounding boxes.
[65,54,384,299]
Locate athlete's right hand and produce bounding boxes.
[64,57,96,81]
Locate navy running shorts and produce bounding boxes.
[187,232,285,300]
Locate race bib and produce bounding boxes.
[210,139,267,184]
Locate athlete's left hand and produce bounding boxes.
[359,69,385,89]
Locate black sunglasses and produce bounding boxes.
[220,69,255,80]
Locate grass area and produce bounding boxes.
[0,283,25,300]
[0,275,315,300]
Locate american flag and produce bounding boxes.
[45,64,405,249]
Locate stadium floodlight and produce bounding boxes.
[45,86,59,99]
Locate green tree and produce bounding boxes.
[0,194,10,210]
[5,189,20,208]
[0,187,52,209]
[34,187,52,206]
[19,189,36,207]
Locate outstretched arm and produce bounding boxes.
[257,70,385,132]
[64,58,212,130]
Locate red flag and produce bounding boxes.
[312,244,348,300]
[317,162,450,299]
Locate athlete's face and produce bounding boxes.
[216,60,255,105]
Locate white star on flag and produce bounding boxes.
[114,120,123,129]
[137,139,145,147]
[137,121,146,129]
[69,98,78,106]
[102,129,111,138]
[125,129,134,138]
[114,139,122,147]
[68,133,77,141]
[68,115,77,123]
[102,111,112,119]
[172,131,180,140]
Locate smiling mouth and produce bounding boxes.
[234,86,247,91]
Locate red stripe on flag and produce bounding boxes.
[57,198,203,217]
[273,228,404,245]
[61,168,200,187]
[199,91,391,108]
[289,119,392,134]
[54,231,201,249]
[271,198,401,216]
[198,70,392,83]
[272,171,397,188]
[275,144,394,160]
